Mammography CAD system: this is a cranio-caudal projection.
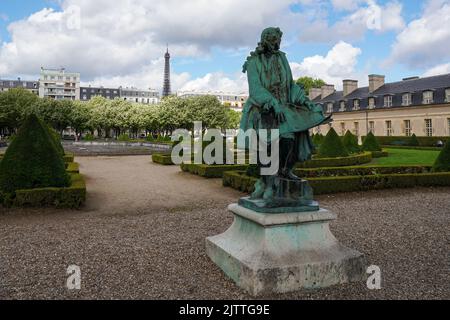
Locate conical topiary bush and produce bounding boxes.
[318,128,349,158]
[47,125,65,156]
[312,133,325,148]
[362,132,382,152]
[432,141,450,172]
[0,114,70,194]
[409,133,420,147]
[342,131,360,154]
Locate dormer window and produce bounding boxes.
[339,101,346,112]
[353,99,360,110]
[402,93,412,106]
[327,102,333,114]
[445,89,450,102]
[423,91,434,104]
[368,97,376,109]
[384,95,393,108]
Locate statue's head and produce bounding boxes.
[260,27,283,53]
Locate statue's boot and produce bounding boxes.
[250,178,265,200]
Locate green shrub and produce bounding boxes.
[432,141,450,172]
[118,134,131,142]
[342,131,360,154]
[369,136,448,147]
[0,114,70,195]
[318,128,349,158]
[83,133,95,141]
[362,132,382,152]
[13,173,86,209]
[295,165,430,178]
[152,153,174,165]
[47,126,65,156]
[298,152,372,168]
[409,134,420,146]
[312,133,325,148]
[66,162,80,173]
[181,163,249,178]
[371,150,389,158]
[64,153,75,163]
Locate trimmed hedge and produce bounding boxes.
[342,131,360,154]
[362,132,382,152]
[3,173,86,209]
[64,153,75,163]
[432,141,450,172]
[371,150,389,158]
[318,128,349,158]
[181,163,249,178]
[152,153,174,165]
[295,165,431,178]
[297,152,373,168]
[367,136,449,147]
[66,162,80,173]
[223,170,450,195]
[0,114,70,194]
[381,145,443,151]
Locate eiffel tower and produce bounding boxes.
[162,45,171,97]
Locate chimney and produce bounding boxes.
[369,74,385,93]
[343,80,358,96]
[309,88,322,100]
[321,84,335,99]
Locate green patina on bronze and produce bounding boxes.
[239,27,332,212]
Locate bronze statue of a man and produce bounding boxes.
[240,27,332,202]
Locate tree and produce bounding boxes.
[225,108,242,129]
[0,88,39,133]
[0,114,69,194]
[296,77,326,96]
[432,141,450,172]
[362,132,382,152]
[342,130,360,154]
[318,128,349,158]
[409,134,420,146]
[70,101,93,140]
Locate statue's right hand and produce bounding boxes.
[272,103,286,123]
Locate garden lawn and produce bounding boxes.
[370,148,440,166]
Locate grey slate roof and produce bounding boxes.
[0,79,39,90]
[312,73,450,113]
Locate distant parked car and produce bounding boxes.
[63,134,76,141]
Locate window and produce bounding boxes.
[384,95,393,108]
[404,120,412,137]
[82,95,87,100]
[402,93,412,106]
[368,98,375,109]
[386,121,393,136]
[340,101,346,112]
[327,103,333,114]
[369,121,375,134]
[445,89,450,102]
[425,119,433,137]
[353,99,360,110]
[82,89,87,93]
[340,122,346,136]
[354,122,359,136]
[423,91,433,104]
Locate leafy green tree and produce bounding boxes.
[409,133,420,146]
[225,108,242,129]
[70,101,93,140]
[296,77,326,96]
[318,128,349,158]
[0,88,39,133]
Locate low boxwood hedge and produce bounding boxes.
[182,163,249,178]
[381,145,444,151]
[223,170,450,195]
[2,173,86,209]
[64,153,75,163]
[66,162,80,173]
[152,153,174,165]
[295,165,431,178]
[371,150,389,158]
[297,152,372,168]
[365,136,448,147]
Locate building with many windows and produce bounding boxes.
[119,87,160,104]
[38,67,80,100]
[177,91,249,111]
[310,73,450,138]
[0,78,39,95]
[80,86,121,101]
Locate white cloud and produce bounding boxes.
[0,0,297,90]
[387,0,450,69]
[331,0,364,11]
[422,63,450,77]
[290,41,365,89]
[300,0,405,43]
[179,72,248,93]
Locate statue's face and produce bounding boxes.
[261,28,282,53]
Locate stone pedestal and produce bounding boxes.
[206,204,366,296]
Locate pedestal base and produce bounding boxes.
[206,204,366,296]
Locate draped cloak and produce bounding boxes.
[239,50,332,162]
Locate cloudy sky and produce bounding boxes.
[0,0,449,94]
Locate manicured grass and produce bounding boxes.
[370,148,440,166]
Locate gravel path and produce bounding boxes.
[0,156,448,300]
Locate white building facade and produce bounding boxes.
[39,68,80,100]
